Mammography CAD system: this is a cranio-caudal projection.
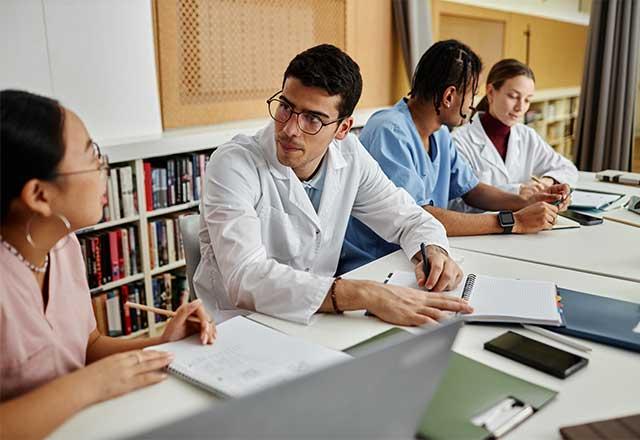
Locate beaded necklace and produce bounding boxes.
[0,236,49,273]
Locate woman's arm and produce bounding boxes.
[86,299,215,363]
[0,350,172,440]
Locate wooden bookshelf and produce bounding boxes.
[524,87,580,161]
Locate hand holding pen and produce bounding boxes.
[414,243,464,292]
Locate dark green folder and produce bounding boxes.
[417,353,557,440]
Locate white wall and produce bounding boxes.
[0,0,53,96]
[0,0,162,144]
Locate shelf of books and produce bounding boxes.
[524,87,580,161]
[77,149,214,339]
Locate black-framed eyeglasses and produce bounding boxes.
[53,141,111,179]
[266,90,345,135]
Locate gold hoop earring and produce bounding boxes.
[25,213,71,250]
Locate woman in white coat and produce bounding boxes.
[452,59,578,202]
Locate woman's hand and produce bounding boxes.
[80,350,173,404]
[160,299,216,345]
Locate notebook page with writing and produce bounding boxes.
[148,316,350,398]
[464,275,562,325]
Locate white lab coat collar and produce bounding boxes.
[466,113,521,181]
[258,122,348,230]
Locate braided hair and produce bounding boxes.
[409,40,482,120]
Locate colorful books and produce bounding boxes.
[92,282,147,336]
[78,227,139,289]
[143,152,211,211]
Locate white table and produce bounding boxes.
[448,172,640,282]
[449,219,640,283]
[49,249,640,440]
[576,171,640,198]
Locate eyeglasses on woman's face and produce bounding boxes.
[53,141,110,180]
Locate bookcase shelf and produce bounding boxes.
[150,259,186,276]
[525,87,580,160]
[90,273,145,296]
[147,201,200,218]
[76,215,140,235]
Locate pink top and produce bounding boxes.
[0,234,96,401]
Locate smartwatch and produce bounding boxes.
[498,211,515,234]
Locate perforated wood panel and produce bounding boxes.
[156,0,347,128]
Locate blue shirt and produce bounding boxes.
[302,155,327,213]
[338,98,479,274]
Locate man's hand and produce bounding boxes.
[519,181,548,199]
[524,183,571,210]
[513,202,558,233]
[414,245,464,291]
[366,281,473,326]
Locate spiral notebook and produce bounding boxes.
[147,316,350,398]
[385,272,563,326]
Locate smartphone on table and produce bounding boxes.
[484,331,588,379]
[559,210,603,226]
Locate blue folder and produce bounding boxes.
[543,288,640,353]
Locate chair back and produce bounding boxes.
[179,214,201,301]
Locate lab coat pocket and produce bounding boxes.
[259,207,303,262]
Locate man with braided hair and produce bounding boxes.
[339,40,571,274]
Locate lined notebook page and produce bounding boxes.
[466,275,561,325]
[149,317,350,398]
[385,272,562,326]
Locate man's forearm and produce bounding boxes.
[424,205,502,236]
[462,183,527,211]
[318,278,378,313]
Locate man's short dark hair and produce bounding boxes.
[410,40,483,117]
[283,44,362,119]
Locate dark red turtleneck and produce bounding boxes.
[480,112,511,161]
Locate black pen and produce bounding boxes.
[420,242,431,290]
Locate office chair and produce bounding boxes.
[179,214,201,302]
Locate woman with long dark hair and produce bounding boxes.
[0,90,215,438]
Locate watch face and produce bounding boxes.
[499,211,515,225]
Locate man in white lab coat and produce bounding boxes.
[193,44,472,325]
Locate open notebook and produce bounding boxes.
[385,272,563,326]
[147,316,350,398]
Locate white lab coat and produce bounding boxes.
[193,122,449,324]
[451,114,578,195]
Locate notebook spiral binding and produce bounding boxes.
[462,274,476,301]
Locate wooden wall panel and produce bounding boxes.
[155,0,396,129]
[156,0,347,129]
[432,1,587,91]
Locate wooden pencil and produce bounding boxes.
[125,301,204,324]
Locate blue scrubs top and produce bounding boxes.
[338,98,479,274]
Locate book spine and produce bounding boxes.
[128,226,138,274]
[121,228,130,277]
[116,229,125,279]
[92,293,109,335]
[106,290,123,336]
[121,285,132,335]
[112,168,121,219]
[109,231,120,281]
[144,162,153,211]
